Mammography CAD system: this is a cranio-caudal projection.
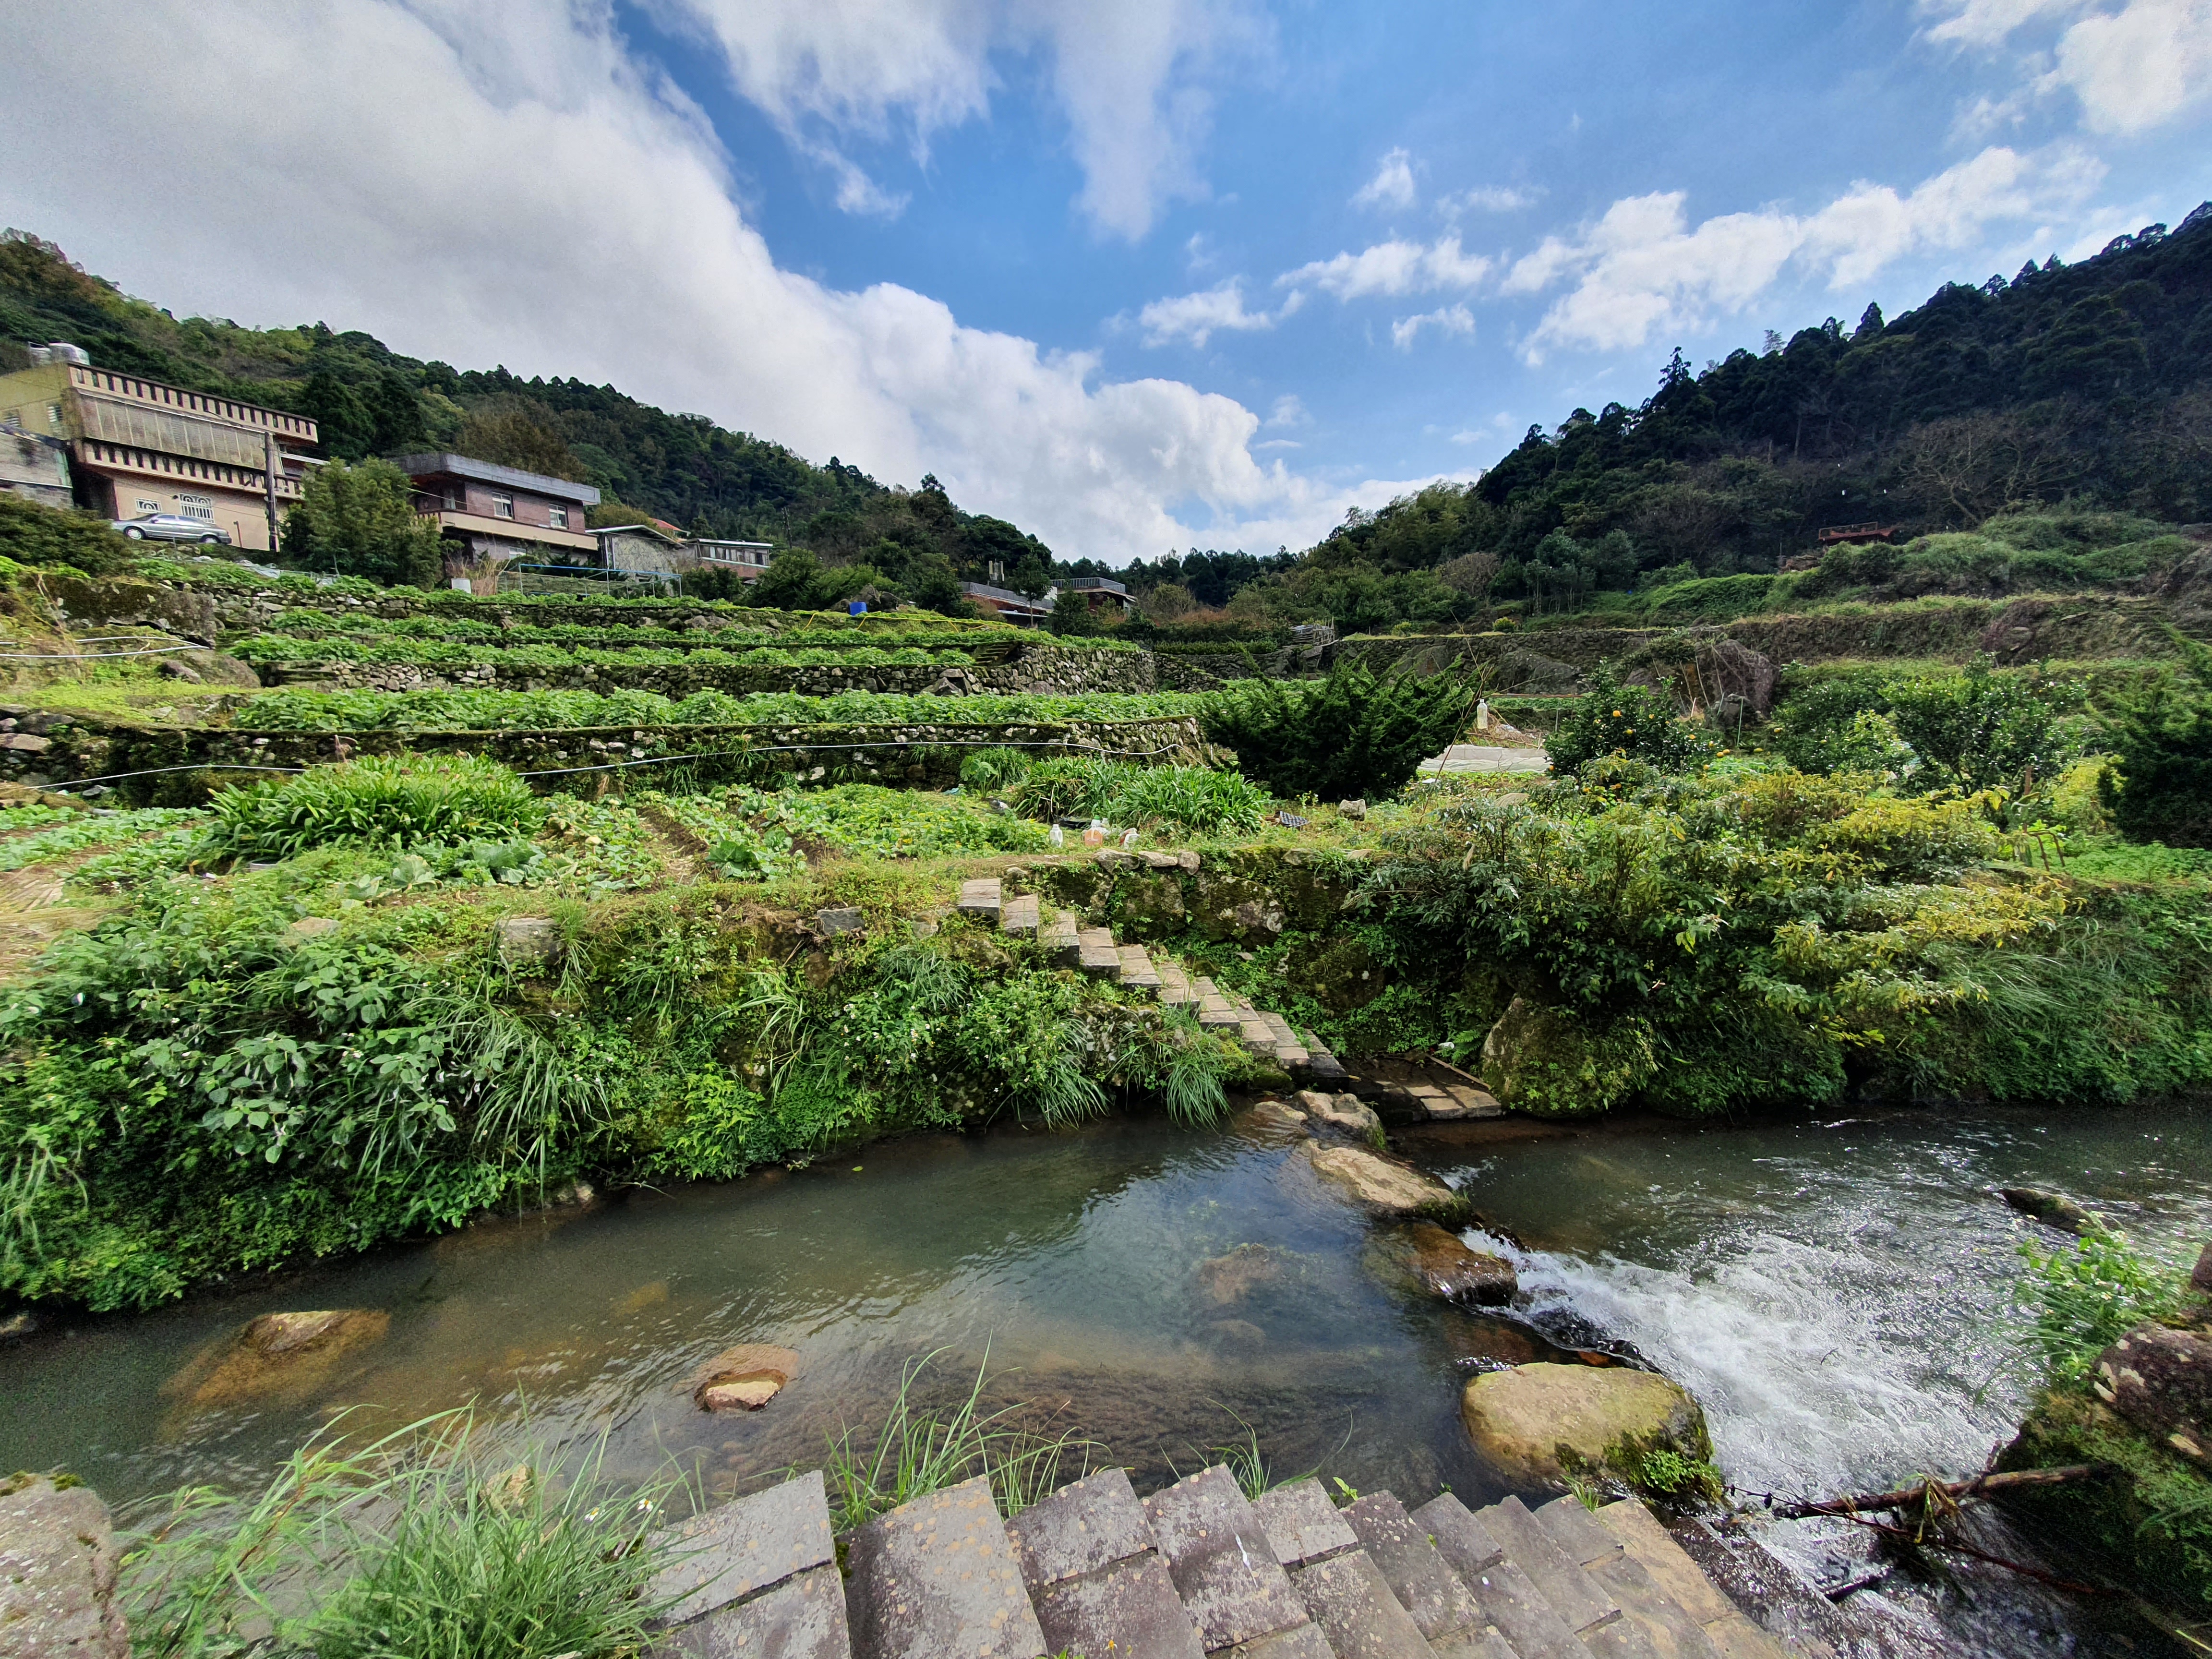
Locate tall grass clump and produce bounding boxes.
[957,745,1035,793]
[122,1410,680,1659]
[1011,757,1269,836]
[208,755,546,860]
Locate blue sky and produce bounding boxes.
[7,0,2211,561]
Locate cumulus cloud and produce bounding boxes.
[1507,144,2102,361]
[653,0,1258,235]
[1352,147,1418,211]
[1133,279,1304,347]
[1265,394,1310,428]
[1921,0,2212,134]
[1277,235,1491,300]
[0,0,1351,561]
[1390,304,1475,349]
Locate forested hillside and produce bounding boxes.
[0,230,1055,600]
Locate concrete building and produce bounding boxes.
[593,520,689,582]
[0,417,72,508]
[387,453,599,590]
[1058,575,1130,617]
[961,580,1051,625]
[0,345,318,550]
[693,538,773,580]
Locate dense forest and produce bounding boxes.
[0,231,1055,602]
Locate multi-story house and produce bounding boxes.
[0,343,318,549]
[387,453,600,590]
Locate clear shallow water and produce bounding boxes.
[3,1102,2207,1652]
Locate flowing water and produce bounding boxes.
[3,1103,2207,1653]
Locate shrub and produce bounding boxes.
[280,457,445,587]
[1202,661,1479,799]
[0,491,132,575]
[1543,662,1713,776]
[1884,655,2083,793]
[2101,636,2212,846]
[207,755,546,859]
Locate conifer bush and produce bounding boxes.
[2100,637,2212,846]
[1200,661,1479,799]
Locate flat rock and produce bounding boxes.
[844,1475,1045,1659]
[1240,1100,1310,1136]
[814,906,865,936]
[1252,1479,1358,1569]
[1032,1551,1205,1659]
[2093,1322,2212,1461]
[1462,1363,1711,1490]
[1198,1243,1286,1305]
[692,1344,801,1412]
[172,1309,390,1409]
[0,1476,127,1659]
[1302,1143,1460,1218]
[1404,1222,1517,1304]
[1006,1466,1155,1590]
[1143,1465,1311,1652]
[653,1563,849,1659]
[2001,1186,2095,1233]
[1312,1094,1382,1137]
[649,1470,836,1628]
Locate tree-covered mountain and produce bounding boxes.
[0,230,1055,600]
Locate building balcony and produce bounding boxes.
[417,508,598,553]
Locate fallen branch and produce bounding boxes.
[1837,1513,2109,1597]
[1778,1463,2116,1520]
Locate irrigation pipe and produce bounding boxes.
[34,731,1198,794]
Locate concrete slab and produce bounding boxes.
[956,879,1002,919]
[1342,1491,1484,1644]
[999,893,1039,936]
[1479,1496,1621,1636]
[1142,1466,1312,1653]
[651,1471,836,1628]
[1032,1551,1206,1659]
[1007,1467,1156,1590]
[1419,745,1550,776]
[1219,1623,1335,1659]
[843,1476,1046,1659]
[1414,1494,1592,1659]
[654,1563,851,1659]
[1290,1549,1431,1659]
[1251,1479,1357,1569]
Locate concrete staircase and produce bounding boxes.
[958,875,1348,1085]
[646,1464,1797,1659]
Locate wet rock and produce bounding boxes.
[0,1310,37,1343]
[493,916,562,966]
[1460,1362,1711,1490]
[173,1309,391,1409]
[2001,1186,2096,1233]
[1302,1143,1464,1220]
[694,1343,801,1412]
[2195,1241,2212,1297]
[0,1475,127,1659]
[1239,1100,1310,1136]
[1206,1318,1268,1354]
[1197,1244,1285,1305]
[2092,1323,2212,1462]
[1311,1093,1382,1138]
[1404,1222,1516,1304]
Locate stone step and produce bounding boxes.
[1341,1492,1488,1650]
[1040,909,1081,965]
[1156,961,1200,1009]
[956,877,1002,920]
[1118,942,1163,991]
[646,1469,849,1659]
[1008,1467,1204,1659]
[1476,1497,1622,1639]
[1077,926,1122,978]
[1300,1032,1349,1086]
[1538,1499,1716,1659]
[1592,1504,1778,1659]
[1238,1017,1279,1054]
[1412,1493,1594,1659]
[1260,1013,1310,1069]
[1253,1477,1359,1570]
[1142,1465,1319,1656]
[1290,1546,1433,1659]
[843,1474,1045,1659]
[999,892,1040,937]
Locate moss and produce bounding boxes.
[1996,1382,2212,1611]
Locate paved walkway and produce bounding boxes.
[1419,744,1551,776]
[648,1460,1795,1659]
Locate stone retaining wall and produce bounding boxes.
[2,713,1208,803]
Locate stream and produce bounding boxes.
[3,1103,2207,1654]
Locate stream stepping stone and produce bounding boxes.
[1341,1492,1486,1647]
[957,878,1002,920]
[1142,1465,1315,1654]
[1009,1468,1204,1659]
[843,1475,1045,1659]
[1413,1493,1594,1659]
[646,1470,848,1659]
[1252,1479,1358,1569]
[1289,1548,1432,1659]
[1478,1497,1622,1638]
[998,893,1039,936]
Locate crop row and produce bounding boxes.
[248,609,1050,651]
[227,637,978,670]
[232,686,1210,731]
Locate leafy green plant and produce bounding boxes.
[958,745,1035,793]
[1884,655,2083,794]
[2099,633,2212,847]
[1010,759,1268,837]
[2016,1226,2181,1381]
[1202,660,1480,800]
[1544,662,1713,777]
[207,755,546,859]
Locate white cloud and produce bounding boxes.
[1133,280,1302,347]
[1390,304,1475,349]
[1277,235,1491,300]
[0,0,1353,561]
[1265,394,1310,428]
[1507,144,2102,361]
[652,0,1259,236]
[1438,185,1539,216]
[1352,147,1418,212]
[1921,0,2212,134]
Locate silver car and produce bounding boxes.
[113,514,232,545]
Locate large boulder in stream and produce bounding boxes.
[1461,1362,1710,1490]
[693,1344,801,1412]
[168,1309,391,1411]
[2092,1322,2212,1463]
[1301,1143,1467,1221]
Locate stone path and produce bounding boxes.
[962,874,1350,1085]
[1419,745,1550,776]
[645,1463,1797,1659]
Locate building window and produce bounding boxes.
[178,493,214,522]
[491,493,514,519]
[443,487,461,510]
[548,506,568,530]
[47,404,62,429]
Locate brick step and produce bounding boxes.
[1117,942,1163,990]
[844,1475,1045,1659]
[1143,1465,1328,1657]
[1478,1497,1623,1643]
[1538,1498,1728,1659]
[1342,1492,1494,1652]
[1007,1467,1204,1659]
[1077,926,1122,978]
[645,1469,849,1659]
[1039,908,1081,965]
